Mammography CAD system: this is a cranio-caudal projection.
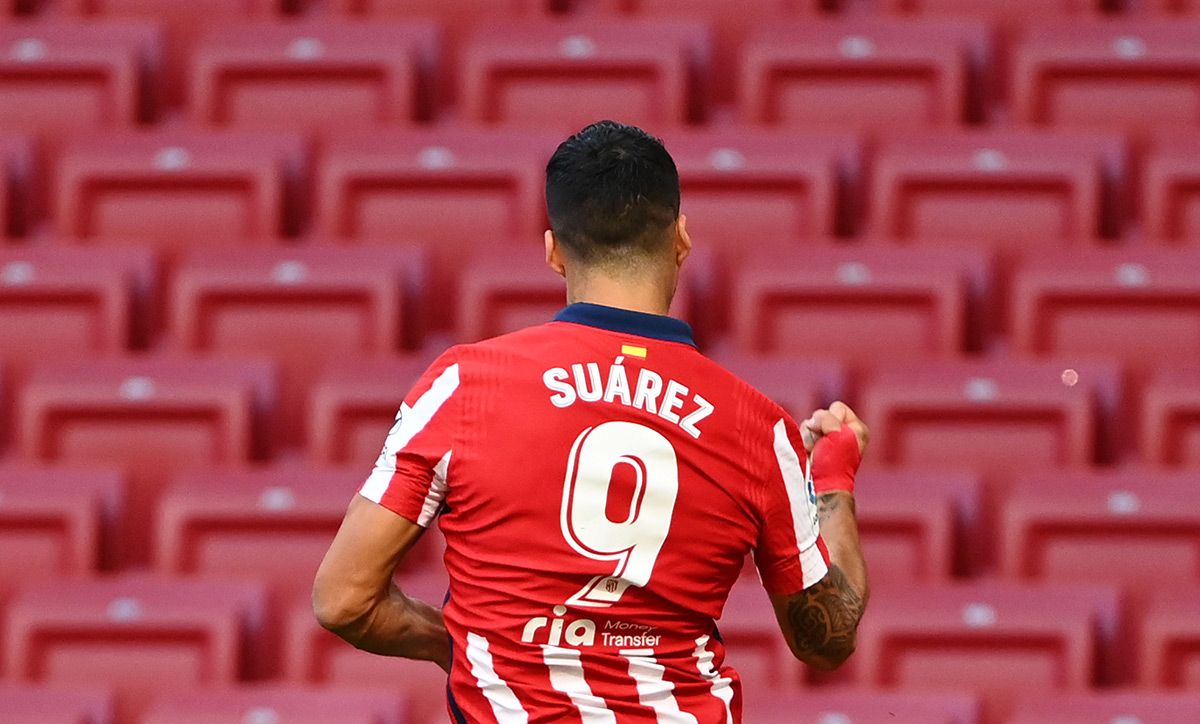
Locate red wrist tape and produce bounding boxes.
[811,426,861,495]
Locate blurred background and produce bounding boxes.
[0,0,1199,722]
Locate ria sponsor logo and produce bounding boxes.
[521,606,662,648]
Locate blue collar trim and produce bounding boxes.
[554,302,696,347]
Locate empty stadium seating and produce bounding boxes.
[460,18,710,129]
[284,571,450,724]
[0,21,162,136]
[1012,21,1200,136]
[1001,468,1200,592]
[858,358,1120,482]
[873,0,1101,25]
[728,247,989,363]
[0,683,114,724]
[53,130,305,250]
[662,129,857,245]
[0,465,124,595]
[14,357,277,564]
[1140,368,1200,467]
[1142,135,1200,243]
[854,469,982,583]
[141,686,410,724]
[740,18,991,131]
[854,583,1118,721]
[166,245,426,444]
[189,21,438,131]
[3,575,266,722]
[0,247,153,376]
[1011,250,1200,379]
[867,131,1125,244]
[1008,692,1200,724]
[740,688,982,724]
[306,355,431,465]
[1139,595,1200,688]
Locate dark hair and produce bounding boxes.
[545,121,680,267]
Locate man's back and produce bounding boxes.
[363,303,828,722]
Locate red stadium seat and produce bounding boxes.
[1012,21,1200,137]
[873,0,1100,22]
[1011,250,1200,379]
[0,134,31,238]
[854,583,1116,722]
[4,575,266,723]
[858,358,1118,483]
[740,18,991,132]
[0,21,161,136]
[14,357,277,564]
[307,355,433,465]
[1001,469,1200,592]
[740,689,981,724]
[868,131,1126,245]
[854,469,981,583]
[1008,692,1200,724]
[284,572,450,724]
[156,466,446,603]
[0,464,124,596]
[0,684,114,724]
[708,353,845,422]
[1140,595,1200,688]
[717,581,805,699]
[1142,136,1200,243]
[661,130,858,246]
[0,247,153,377]
[190,21,438,131]
[727,247,989,364]
[142,686,409,724]
[53,130,305,251]
[460,18,710,130]
[56,0,280,106]
[167,246,426,445]
[1140,369,1200,468]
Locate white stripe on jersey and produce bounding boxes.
[466,632,529,723]
[542,645,617,724]
[361,363,460,505]
[772,419,830,588]
[417,449,453,527]
[693,635,734,723]
[621,648,699,724]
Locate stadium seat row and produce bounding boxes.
[5,128,1200,245]
[3,18,1200,133]
[2,569,1200,722]
[6,461,1200,587]
[3,243,1199,381]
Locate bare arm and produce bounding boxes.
[770,402,870,671]
[770,490,869,671]
[312,494,451,672]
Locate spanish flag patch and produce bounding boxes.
[621,344,648,359]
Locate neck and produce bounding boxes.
[566,271,673,316]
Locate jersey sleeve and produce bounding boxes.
[752,413,831,595]
[358,348,462,527]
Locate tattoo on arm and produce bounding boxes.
[785,564,865,664]
[816,492,851,523]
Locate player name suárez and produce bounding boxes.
[542,357,715,438]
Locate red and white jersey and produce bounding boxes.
[360,302,830,723]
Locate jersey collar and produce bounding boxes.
[554,302,697,347]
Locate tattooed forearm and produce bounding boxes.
[816,492,852,523]
[784,564,865,668]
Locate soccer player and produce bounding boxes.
[313,121,870,723]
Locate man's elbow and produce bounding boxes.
[799,639,857,672]
[312,576,369,638]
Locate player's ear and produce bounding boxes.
[674,214,692,267]
[545,230,567,278]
